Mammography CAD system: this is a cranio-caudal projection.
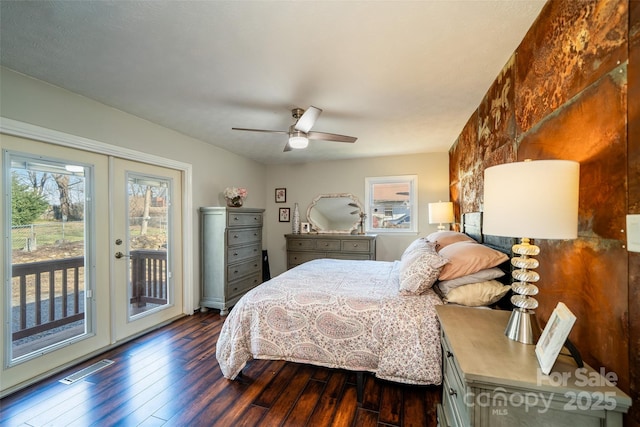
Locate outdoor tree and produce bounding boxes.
[11,174,49,225]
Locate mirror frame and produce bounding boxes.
[306,193,363,234]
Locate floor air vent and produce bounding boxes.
[59,359,114,384]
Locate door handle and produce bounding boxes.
[115,251,131,259]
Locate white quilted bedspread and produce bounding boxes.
[216,259,443,385]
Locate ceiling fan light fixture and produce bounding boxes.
[288,132,309,149]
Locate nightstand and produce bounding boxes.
[435,305,631,427]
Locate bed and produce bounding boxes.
[215,212,513,392]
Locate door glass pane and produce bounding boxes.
[127,174,170,318]
[8,154,90,361]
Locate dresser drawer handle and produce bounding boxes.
[353,244,359,247]
[233,234,239,239]
[446,351,453,358]
[449,387,457,397]
[233,216,239,221]
[323,243,329,247]
[233,252,238,256]
[233,270,238,274]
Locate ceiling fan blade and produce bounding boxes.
[232,127,288,135]
[294,106,322,133]
[307,131,357,143]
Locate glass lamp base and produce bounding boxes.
[505,308,541,344]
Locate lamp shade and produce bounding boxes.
[428,201,454,224]
[483,160,579,239]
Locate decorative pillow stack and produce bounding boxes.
[426,231,511,307]
[398,238,449,295]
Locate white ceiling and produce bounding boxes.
[0,0,546,165]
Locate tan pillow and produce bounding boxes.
[399,245,449,295]
[438,241,509,280]
[426,231,476,249]
[444,280,510,306]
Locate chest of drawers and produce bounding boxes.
[435,305,631,427]
[199,207,264,315]
[285,233,376,270]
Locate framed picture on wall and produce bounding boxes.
[275,188,286,203]
[535,302,577,375]
[279,207,290,222]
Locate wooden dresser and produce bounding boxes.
[199,207,264,315]
[435,305,631,427]
[285,233,376,270]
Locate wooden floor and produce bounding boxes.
[0,311,442,427]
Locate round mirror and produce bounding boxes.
[306,193,363,234]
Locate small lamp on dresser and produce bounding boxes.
[483,159,580,344]
[428,201,454,231]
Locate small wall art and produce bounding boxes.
[275,188,286,203]
[279,207,290,222]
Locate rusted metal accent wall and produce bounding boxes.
[449,1,638,421]
[628,1,640,425]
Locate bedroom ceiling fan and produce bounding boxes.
[232,106,357,152]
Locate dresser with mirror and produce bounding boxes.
[285,193,376,270]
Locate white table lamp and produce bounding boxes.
[429,201,454,231]
[483,160,579,344]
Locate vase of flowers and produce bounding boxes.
[224,187,247,208]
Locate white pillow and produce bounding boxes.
[401,238,436,261]
[436,267,506,295]
[399,245,449,295]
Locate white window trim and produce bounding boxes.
[365,175,418,233]
[0,117,194,314]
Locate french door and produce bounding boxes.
[1,133,184,394]
[112,158,182,341]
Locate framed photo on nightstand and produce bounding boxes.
[535,302,577,375]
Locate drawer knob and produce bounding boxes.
[353,244,359,247]
[446,351,454,358]
[233,216,239,221]
[449,387,457,397]
[233,234,239,239]
[234,270,238,274]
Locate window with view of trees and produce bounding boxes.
[365,175,418,233]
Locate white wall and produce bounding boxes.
[1,67,451,301]
[0,67,267,309]
[264,153,450,277]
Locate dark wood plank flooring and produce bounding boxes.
[0,311,441,426]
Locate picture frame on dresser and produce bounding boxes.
[279,207,290,222]
[275,188,286,203]
[536,302,577,375]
